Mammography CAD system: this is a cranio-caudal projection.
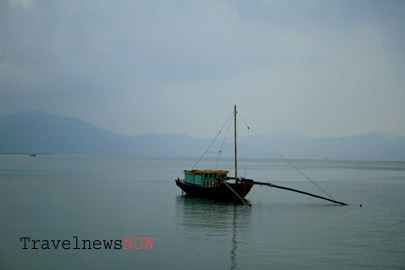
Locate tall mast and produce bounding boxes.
[234,104,238,180]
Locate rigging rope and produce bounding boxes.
[237,112,336,201]
[192,110,233,170]
[244,124,250,178]
[216,111,233,169]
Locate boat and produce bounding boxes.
[175,105,255,203]
[175,105,347,206]
[175,169,253,200]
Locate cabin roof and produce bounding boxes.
[184,169,229,175]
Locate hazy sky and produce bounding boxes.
[1,0,404,138]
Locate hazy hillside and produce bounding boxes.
[0,111,136,155]
[0,111,207,157]
[1,111,404,161]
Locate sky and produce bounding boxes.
[1,0,404,138]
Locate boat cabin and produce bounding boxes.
[184,170,229,187]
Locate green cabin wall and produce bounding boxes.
[194,175,203,185]
[185,173,194,184]
[184,172,227,186]
[185,174,203,185]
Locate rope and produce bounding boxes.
[192,110,233,169]
[244,124,250,178]
[216,111,233,169]
[253,184,266,203]
[237,112,336,201]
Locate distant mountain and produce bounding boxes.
[0,111,209,157]
[0,111,135,155]
[1,111,404,161]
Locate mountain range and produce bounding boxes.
[1,111,404,161]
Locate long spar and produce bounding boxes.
[255,180,347,205]
[223,182,249,206]
[230,178,347,206]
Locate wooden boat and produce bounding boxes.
[175,105,347,206]
[175,169,253,200]
[175,105,255,203]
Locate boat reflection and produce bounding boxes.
[176,196,252,270]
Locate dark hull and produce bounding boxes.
[175,179,253,200]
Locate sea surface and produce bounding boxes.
[0,155,404,269]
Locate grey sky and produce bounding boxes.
[1,0,404,138]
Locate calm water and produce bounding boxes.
[0,155,404,269]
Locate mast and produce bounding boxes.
[234,104,238,180]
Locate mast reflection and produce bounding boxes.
[176,196,252,270]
